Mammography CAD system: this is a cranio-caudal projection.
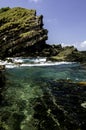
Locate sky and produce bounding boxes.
[0,0,86,50]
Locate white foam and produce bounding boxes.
[20,61,74,67]
[0,57,76,68]
[5,64,19,68]
[6,57,47,63]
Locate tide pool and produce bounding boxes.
[0,59,86,130]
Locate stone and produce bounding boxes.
[0,7,48,59]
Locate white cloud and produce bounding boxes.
[80,41,86,49]
[74,41,86,51]
[61,41,86,51]
[62,43,71,47]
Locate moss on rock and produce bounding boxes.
[0,7,48,59]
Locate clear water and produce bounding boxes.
[0,61,86,130]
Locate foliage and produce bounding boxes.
[0,7,10,13]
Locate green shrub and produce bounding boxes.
[0,7,10,13]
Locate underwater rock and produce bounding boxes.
[77,82,86,86]
[0,65,5,70]
[81,102,86,109]
[0,76,86,130]
[32,79,86,130]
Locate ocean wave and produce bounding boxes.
[0,57,76,68]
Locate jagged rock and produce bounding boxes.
[49,46,86,62]
[0,7,48,59]
[0,7,86,62]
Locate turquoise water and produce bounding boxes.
[0,63,86,130]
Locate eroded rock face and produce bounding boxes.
[0,7,48,59]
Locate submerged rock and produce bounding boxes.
[77,82,86,86]
[81,102,86,109]
[32,79,86,130]
[0,72,86,130]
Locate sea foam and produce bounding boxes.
[0,57,76,68]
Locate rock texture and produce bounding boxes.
[32,79,86,130]
[49,46,86,62]
[0,7,86,62]
[0,7,48,59]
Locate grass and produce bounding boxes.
[0,7,36,32]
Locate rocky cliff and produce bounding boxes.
[0,7,86,62]
[0,7,48,59]
[0,65,6,105]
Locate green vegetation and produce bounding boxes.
[0,7,48,58]
[0,7,36,21]
[0,7,10,13]
[0,7,36,30]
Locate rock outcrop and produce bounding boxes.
[0,65,6,105]
[49,46,86,62]
[32,79,86,130]
[0,7,86,62]
[0,7,48,59]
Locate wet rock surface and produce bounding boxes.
[31,79,86,130]
[0,78,86,130]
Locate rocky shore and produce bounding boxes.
[0,7,86,130]
[0,65,6,105]
[0,7,86,63]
